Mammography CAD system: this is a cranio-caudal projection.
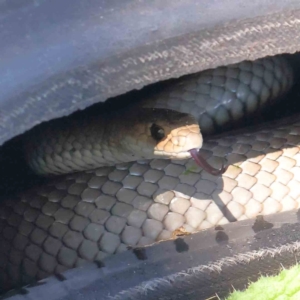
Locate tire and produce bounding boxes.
[3,209,300,300]
[1,0,300,146]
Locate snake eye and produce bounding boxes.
[150,123,165,141]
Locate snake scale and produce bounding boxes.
[0,54,298,292]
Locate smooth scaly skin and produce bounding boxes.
[139,55,294,134]
[0,55,297,292]
[25,56,293,177]
[24,108,202,175]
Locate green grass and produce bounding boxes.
[226,264,300,300]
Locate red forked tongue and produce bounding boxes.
[189,149,228,176]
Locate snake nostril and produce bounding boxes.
[150,123,165,141]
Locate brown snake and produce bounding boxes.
[0,54,298,292]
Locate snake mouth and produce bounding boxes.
[189,149,228,176]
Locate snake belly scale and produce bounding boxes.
[0,55,298,292]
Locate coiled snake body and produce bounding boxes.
[0,55,298,291]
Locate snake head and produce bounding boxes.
[118,108,228,176]
[151,110,203,159]
[123,108,203,160]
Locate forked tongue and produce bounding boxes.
[189,149,228,176]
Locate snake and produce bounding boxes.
[0,54,297,292]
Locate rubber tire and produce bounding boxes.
[3,209,300,300]
[1,0,300,145]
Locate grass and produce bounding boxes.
[225,264,300,300]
